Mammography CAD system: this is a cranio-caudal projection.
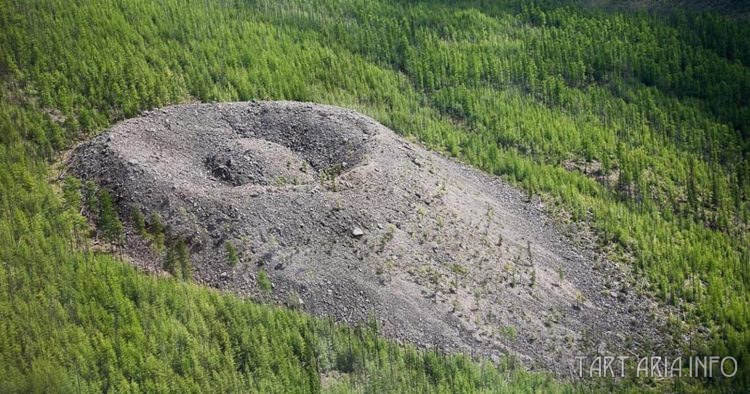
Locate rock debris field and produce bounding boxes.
[70,101,670,375]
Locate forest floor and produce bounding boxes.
[69,101,678,376]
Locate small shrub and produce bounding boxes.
[225,240,239,266]
[132,206,147,237]
[450,263,467,276]
[257,269,272,294]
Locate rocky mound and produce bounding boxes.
[70,101,668,374]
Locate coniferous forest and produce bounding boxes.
[1,0,749,392]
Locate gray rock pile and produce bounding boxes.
[70,101,669,374]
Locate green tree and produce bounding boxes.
[149,212,165,252]
[176,239,191,281]
[163,241,180,277]
[98,189,123,246]
[131,206,147,237]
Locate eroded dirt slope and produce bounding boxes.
[70,101,669,374]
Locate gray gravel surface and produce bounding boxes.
[70,101,671,375]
